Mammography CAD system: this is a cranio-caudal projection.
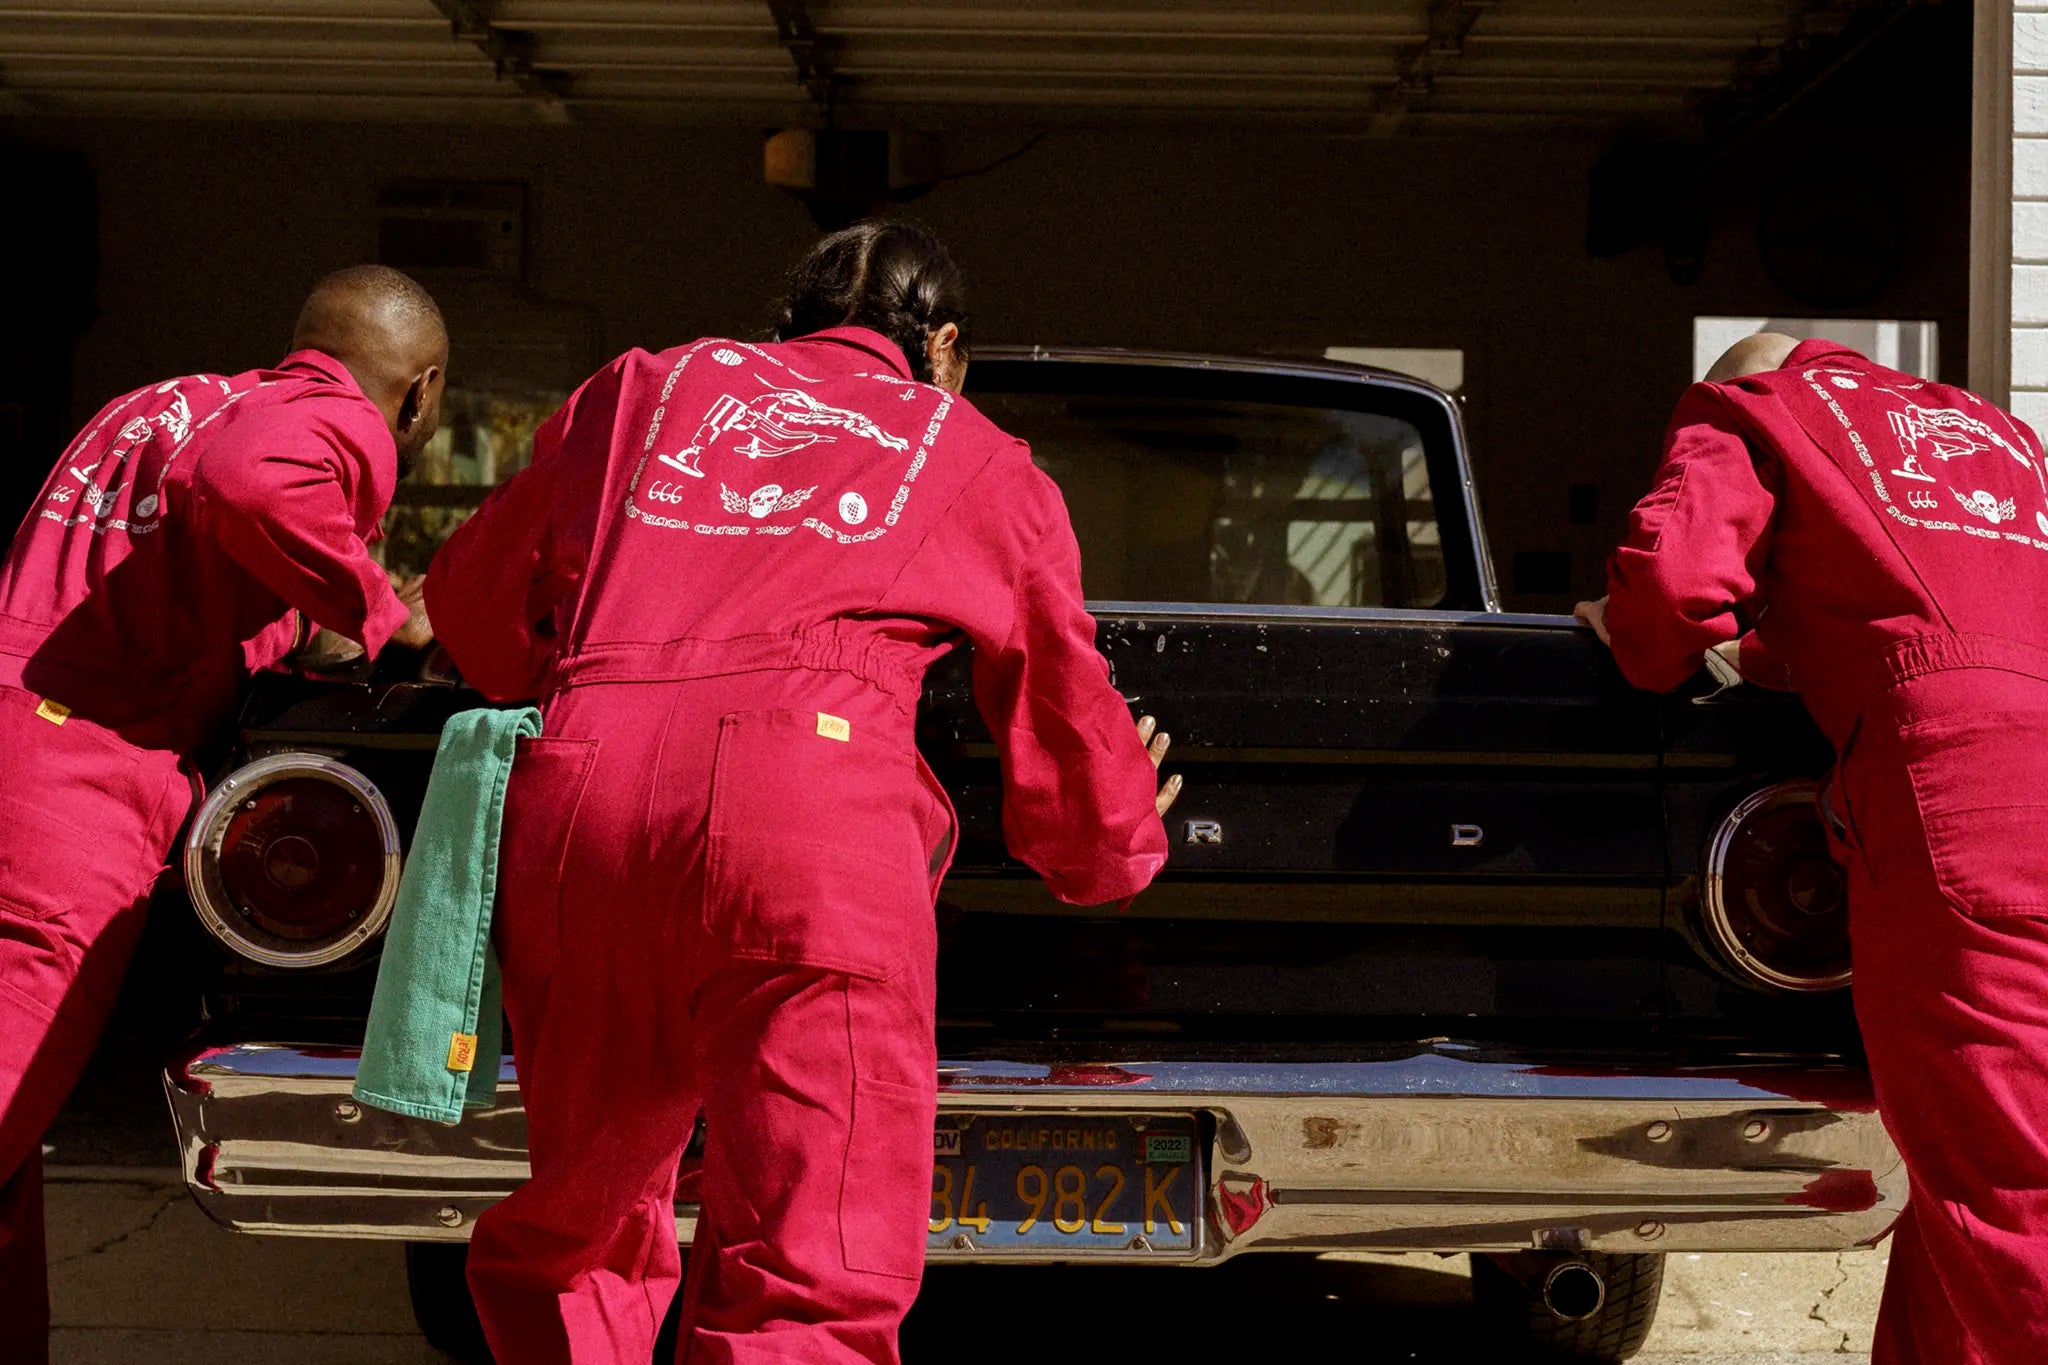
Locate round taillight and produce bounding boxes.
[184,753,400,968]
[1700,779,1851,992]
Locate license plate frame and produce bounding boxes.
[927,1112,1204,1260]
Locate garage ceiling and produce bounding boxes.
[0,0,1901,134]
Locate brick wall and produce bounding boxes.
[2008,3,2048,427]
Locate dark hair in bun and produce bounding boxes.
[774,219,969,383]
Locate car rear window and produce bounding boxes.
[971,388,1447,610]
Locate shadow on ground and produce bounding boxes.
[904,1254,1479,1361]
[48,1174,1875,1364]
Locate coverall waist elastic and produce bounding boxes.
[543,629,926,710]
[0,632,237,755]
[1805,631,2048,751]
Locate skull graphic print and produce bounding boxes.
[1790,370,2048,557]
[720,483,817,520]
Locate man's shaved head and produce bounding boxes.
[293,265,448,472]
[294,265,446,379]
[1706,332,1800,384]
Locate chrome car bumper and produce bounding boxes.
[164,1043,1903,1260]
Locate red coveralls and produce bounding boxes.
[427,327,1167,1365]
[1606,338,2048,1363]
[0,352,410,1363]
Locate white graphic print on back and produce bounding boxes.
[1883,392,2046,493]
[656,377,910,479]
[41,379,246,537]
[1795,366,2048,556]
[624,341,950,542]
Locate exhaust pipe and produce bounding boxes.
[1542,1261,1607,1322]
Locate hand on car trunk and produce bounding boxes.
[1139,714,1183,816]
[388,574,434,651]
[1573,596,1611,646]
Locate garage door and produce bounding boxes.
[0,0,1904,135]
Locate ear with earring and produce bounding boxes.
[926,323,966,393]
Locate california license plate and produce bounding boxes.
[928,1113,1202,1257]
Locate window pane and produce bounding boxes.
[374,386,564,579]
[1693,317,1938,382]
[972,390,1444,609]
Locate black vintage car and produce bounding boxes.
[160,350,1893,1363]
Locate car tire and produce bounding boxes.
[403,1239,691,1364]
[1470,1250,1664,1362]
[404,1241,493,1364]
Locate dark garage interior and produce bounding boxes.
[2,1,1977,615]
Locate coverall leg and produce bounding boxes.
[0,686,186,1364]
[681,944,936,1363]
[1843,669,2048,1364]
[0,1147,47,1353]
[468,676,945,1365]
[466,717,698,1364]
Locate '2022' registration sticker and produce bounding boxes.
[928,1114,1202,1257]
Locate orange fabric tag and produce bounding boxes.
[446,1032,478,1073]
[34,698,70,726]
[816,712,851,742]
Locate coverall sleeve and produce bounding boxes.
[189,411,409,655]
[1605,385,1779,693]
[1730,628,1794,690]
[425,370,607,701]
[965,464,1169,907]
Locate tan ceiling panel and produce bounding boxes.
[0,0,1822,131]
[0,0,443,23]
[493,1,769,31]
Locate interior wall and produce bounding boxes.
[1,99,1972,611]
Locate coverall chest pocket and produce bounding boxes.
[1902,707,2048,918]
[702,709,932,982]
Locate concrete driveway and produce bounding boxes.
[47,1167,1886,1364]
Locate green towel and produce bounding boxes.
[354,706,540,1125]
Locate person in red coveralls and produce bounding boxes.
[1577,332,2048,1363]
[428,221,1178,1365]
[0,265,444,1364]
